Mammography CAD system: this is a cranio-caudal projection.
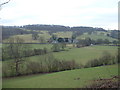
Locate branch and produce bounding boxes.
[0,0,11,7]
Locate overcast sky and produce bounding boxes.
[0,0,119,30]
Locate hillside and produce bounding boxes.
[2,25,119,42]
[77,32,117,42]
[3,30,118,43]
[3,64,118,88]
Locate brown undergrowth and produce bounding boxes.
[86,76,120,88]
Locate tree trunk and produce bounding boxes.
[15,60,19,76]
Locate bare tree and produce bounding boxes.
[0,0,11,7]
[39,36,45,43]
[6,36,28,76]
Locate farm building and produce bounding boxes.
[51,37,78,43]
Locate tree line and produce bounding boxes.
[2,49,119,77]
[22,24,106,32]
[76,38,118,48]
[85,51,119,68]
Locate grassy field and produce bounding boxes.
[2,45,118,65]
[29,44,52,50]
[2,44,53,50]
[14,45,118,65]
[53,45,117,64]
[2,44,118,88]
[95,31,110,36]
[77,33,117,42]
[2,44,118,68]
[3,32,51,43]
[53,31,73,38]
[3,64,118,88]
[3,34,37,43]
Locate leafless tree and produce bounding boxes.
[0,0,11,7]
[6,36,28,76]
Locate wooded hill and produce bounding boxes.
[2,24,119,40]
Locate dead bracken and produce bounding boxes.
[86,76,120,88]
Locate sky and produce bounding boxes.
[0,0,119,30]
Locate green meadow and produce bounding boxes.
[77,33,117,42]
[53,31,73,38]
[3,45,117,65]
[3,31,51,43]
[2,44,118,65]
[29,44,52,50]
[24,45,117,65]
[3,64,118,88]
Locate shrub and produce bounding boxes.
[26,61,43,74]
[85,51,117,68]
[51,44,61,52]
[2,47,49,61]
[2,62,16,77]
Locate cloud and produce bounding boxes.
[0,0,118,29]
